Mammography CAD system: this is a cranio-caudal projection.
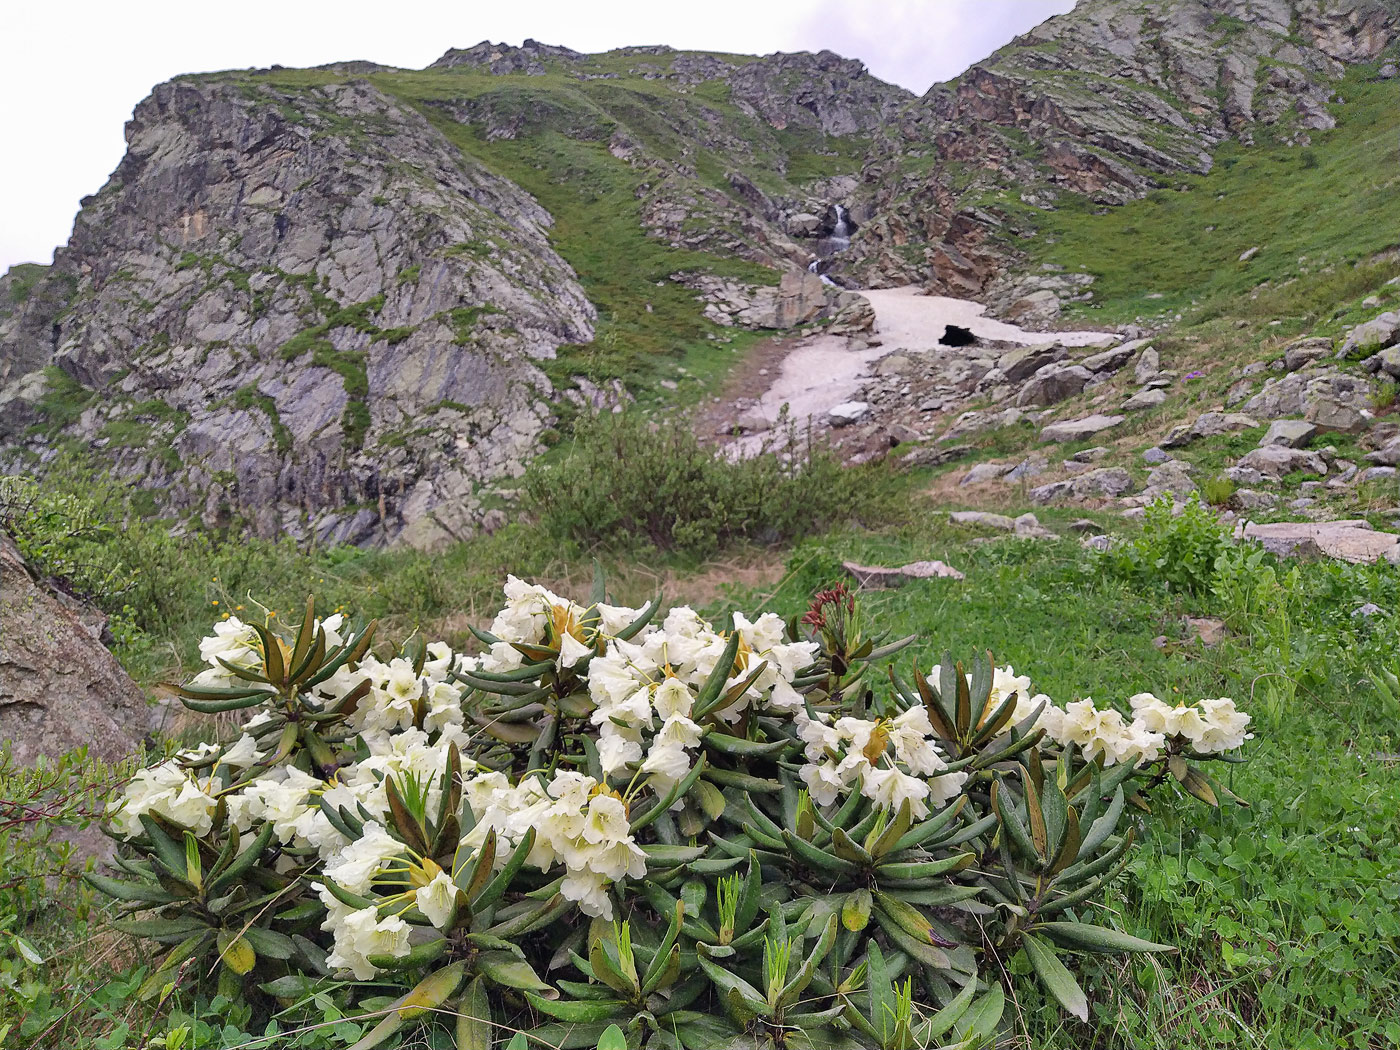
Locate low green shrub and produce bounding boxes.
[1103,494,1231,595]
[84,572,1254,1049]
[522,412,901,556]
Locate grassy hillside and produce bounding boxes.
[1028,66,1400,325]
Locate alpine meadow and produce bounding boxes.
[3,2,1400,1048]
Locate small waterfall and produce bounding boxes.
[808,203,853,287]
[829,204,850,251]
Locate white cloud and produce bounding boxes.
[1,0,1074,271]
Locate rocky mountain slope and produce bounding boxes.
[2,0,1397,546]
[849,0,1400,310]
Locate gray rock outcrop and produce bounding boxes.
[0,78,596,549]
[1,533,148,764]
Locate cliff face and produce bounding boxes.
[847,0,1400,301]
[1,0,1396,546]
[1,77,594,548]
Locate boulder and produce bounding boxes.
[1340,311,1400,357]
[1004,456,1048,482]
[1016,363,1093,407]
[1259,420,1317,447]
[997,343,1067,383]
[1142,447,1171,464]
[1029,467,1135,504]
[786,212,823,237]
[1366,345,1400,378]
[1081,339,1147,374]
[843,559,965,588]
[1040,413,1125,443]
[1233,488,1278,510]
[1243,370,1372,422]
[1305,394,1369,433]
[1135,460,1197,502]
[1014,513,1055,538]
[1235,445,1328,477]
[827,401,871,427]
[1122,388,1168,411]
[950,511,1015,531]
[1237,520,1399,564]
[1134,346,1161,385]
[1072,446,1111,463]
[1365,435,1400,466]
[960,461,1013,485]
[1160,411,1258,448]
[1283,337,1332,372]
[0,533,150,765]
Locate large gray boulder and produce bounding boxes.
[997,343,1067,383]
[1260,420,1317,447]
[1160,411,1259,447]
[1016,363,1094,407]
[1235,445,1328,477]
[1040,413,1125,443]
[0,533,149,764]
[1082,339,1147,374]
[1030,467,1135,504]
[1243,370,1372,422]
[1340,311,1400,357]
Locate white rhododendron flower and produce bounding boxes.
[109,761,220,839]
[414,869,460,929]
[324,904,412,980]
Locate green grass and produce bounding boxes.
[1036,69,1400,323]
[720,524,1400,1049]
[6,457,1400,1047]
[2,262,50,309]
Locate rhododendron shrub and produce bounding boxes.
[92,575,1252,1049]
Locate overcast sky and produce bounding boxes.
[2,0,1074,272]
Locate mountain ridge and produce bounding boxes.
[2,0,1397,547]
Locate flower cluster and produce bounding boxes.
[1129,693,1253,754]
[103,578,1255,1003]
[794,706,966,815]
[940,662,1253,767]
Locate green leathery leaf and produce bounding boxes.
[892,795,967,851]
[703,731,788,757]
[866,939,893,1042]
[475,951,553,993]
[1035,921,1176,954]
[967,650,993,731]
[1078,786,1125,860]
[456,977,493,1050]
[207,821,276,894]
[841,888,872,932]
[1049,806,1083,877]
[1022,763,1048,861]
[782,830,860,876]
[953,983,1005,1043]
[1022,933,1088,1021]
[523,991,623,1022]
[697,956,771,1020]
[84,872,178,905]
